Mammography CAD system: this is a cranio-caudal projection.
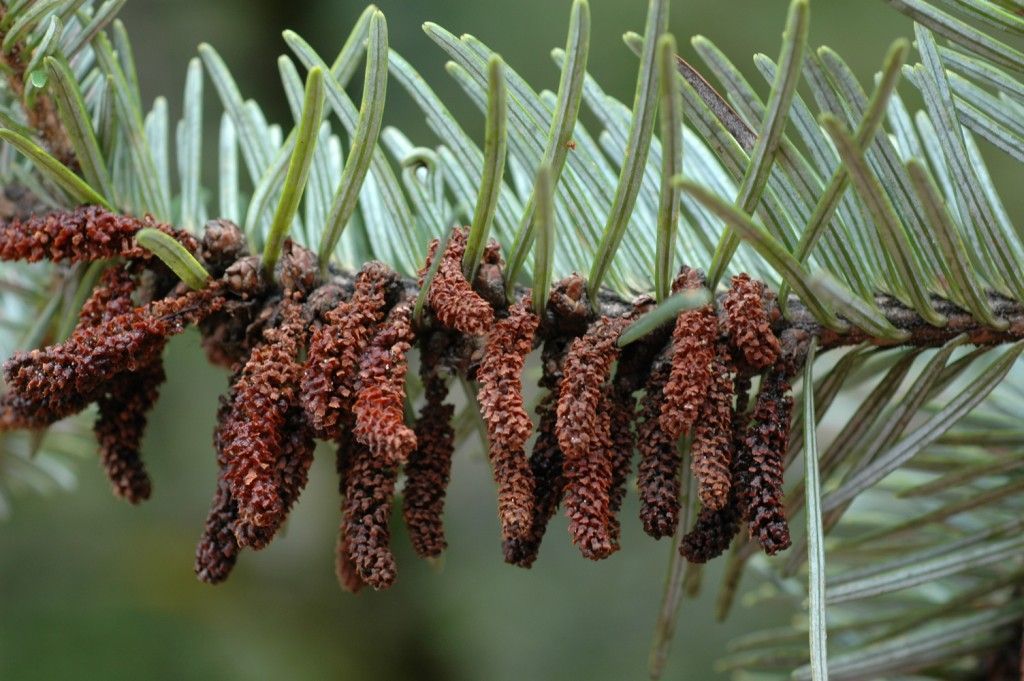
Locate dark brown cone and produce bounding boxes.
[221,296,306,539]
[0,391,89,431]
[660,268,717,439]
[555,315,630,461]
[93,360,165,503]
[335,443,366,593]
[341,439,400,590]
[690,345,735,512]
[352,302,417,466]
[195,478,242,584]
[0,206,197,263]
[735,368,793,555]
[502,335,573,568]
[425,227,495,336]
[637,361,681,539]
[196,219,249,276]
[723,273,780,370]
[196,379,244,585]
[402,333,455,559]
[301,261,393,440]
[476,298,539,545]
[679,376,752,563]
[503,394,565,567]
[679,501,742,563]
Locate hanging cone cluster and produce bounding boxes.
[477,297,540,546]
[0,207,800,590]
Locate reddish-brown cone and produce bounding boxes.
[79,265,137,326]
[723,274,780,370]
[679,501,742,563]
[196,380,244,584]
[660,268,717,439]
[221,296,306,539]
[3,285,222,421]
[352,302,417,466]
[690,345,735,512]
[503,393,565,567]
[425,227,495,336]
[476,298,539,545]
[680,375,752,563]
[302,262,393,440]
[275,411,316,519]
[0,206,197,263]
[556,315,629,461]
[563,384,619,560]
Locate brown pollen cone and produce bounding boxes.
[637,361,681,539]
[233,407,318,552]
[0,206,197,263]
[555,315,629,461]
[335,443,366,593]
[690,344,735,512]
[2,285,222,422]
[2,264,138,433]
[221,296,307,539]
[476,297,539,545]
[503,393,563,567]
[502,334,573,568]
[93,360,166,503]
[79,265,137,326]
[723,274,780,370]
[301,261,393,440]
[660,268,717,439]
[352,302,417,466]
[273,410,316,525]
[563,384,619,560]
[195,478,243,584]
[425,227,495,336]
[680,375,752,563]
[605,387,637,548]
[196,369,316,582]
[340,439,400,590]
[679,497,742,564]
[196,378,244,584]
[735,369,793,555]
[402,332,456,559]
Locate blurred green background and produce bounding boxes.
[3,1,1006,679]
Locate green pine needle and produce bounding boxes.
[586,0,667,301]
[463,54,508,281]
[263,66,326,277]
[0,128,110,208]
[316,11,389,270]
[531,163,555,316]
[135,228,211,290]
